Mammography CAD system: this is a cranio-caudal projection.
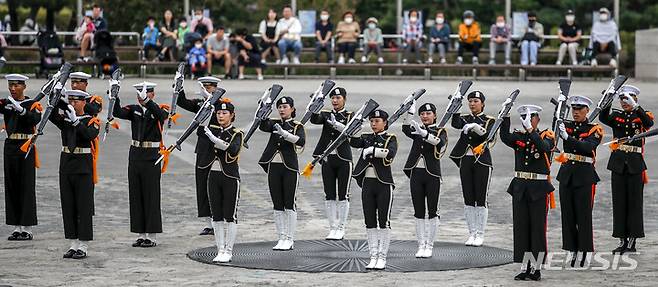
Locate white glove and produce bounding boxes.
[53,81,64,93]
[204,126,230,150]
[471,124,486,136]
[462,123,476,134]
[273,123,299,143]
[362,146,374,159]
[137,83,149,102]
[65,105,80,126]
[109,78,120,87]
[502,97,513,108]
[328,113,346,132]
[558,122,568,140]
[6,96,25,115]
[557,93,566,103]
[408,100,417,116]
[410,120,428,138]
[521,115,532,130]
[621,94,639,110]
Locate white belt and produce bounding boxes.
[514,171,549,180]
[62,147,92,154]
[617,144,642,153]
[364,167,377,178]
[415,156,426,168]
[131,140,160,148]
[211,160,222,171]
[271,152,283,163]
[8,133,31,140]
[564,153,594,163]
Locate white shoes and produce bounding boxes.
[257,74,264,81]
[465,234,476,246]
[238,74,245,80]
[281,57,289,64]
[610,58,618,68]
[415,244,426,258]
[426,57,433,64]
[472,56,479,64]
[213,250,232,263]
[361,56,367,63]
[326,229,337,240]
[591,59,598,66]
[456,56,463,64]
[337,56,345,64]
[333,229,345,240]
[374,257,387,270]
[275,59,281,64]
[423,244,433,258]
[556,60,562,65]
[366,257,378,269]
[472,234,484,247]
[293,57,300,64]
[377,57,384,64]
[440,57,447,64]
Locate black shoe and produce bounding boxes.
[132,238,144,247]
[224,74,232,80]
[63,249,76,259]
[627,238,637,253]
[7,231,20,241]
[140,239,157,248]
[612,239,628,254]
[199,228,214,236]
[19,232,33,240]
[514,271,529,281]
[527,270,541,281]
[72,250,87,259]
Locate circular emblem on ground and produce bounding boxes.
[187,240,513,272]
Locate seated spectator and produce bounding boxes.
[590,7,620,67]
[75,16,96,61]
[79,4,106,60]
[206,27,232,78]
[235,28,264,80]
[158,10,178,61]
[489,15,512,65]
[176,18,189,51]
[142,16,160,61]
[190,8,214,41]
[19,18,38,46]
[277,5,303,64]
[428,12,451,64]
[0,20,7,62]
[188,38,207,75]
[91,4,108,31]
[457,10,481,64]
[362,17,384,64]
[519,11,544,66]
[556,10,582,66]
[314,10,334,63]
[336,11,360,64]
[402,9,423,64]
[259,9,281,64]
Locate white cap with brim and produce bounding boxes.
[516,104,543,116]
[70,72,92,81]
[64,89,91,100]
[132,82,158,92]
[568,95,594,108]
[5,74,29,82]
[620,85,640,96]
[198,76,221,85]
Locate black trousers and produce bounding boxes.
[459,156,491,207]
[611,171,645,238]
[268,163,298,211]
[4,150,37,226]
[128,160,162,234]
[338,42,357,59]
[592,41,617,58]
[410,168,440,219]
[559,182,594,252]
[512,190,548,263]
[458,42,481,57]
[362,178,393,229]
[59,172,94,240]
[195,165,212,217]
[207,171,240,222]
[321,155,352,201]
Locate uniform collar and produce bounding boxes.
[333,108,346,113]
[376,131,387,136]
[426,123,437,128]
[281,118,294,123]
[220,124,233,130]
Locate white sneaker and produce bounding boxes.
[504,59,512,65]
[326,229,337,240]
[572,61,578,66]
[591,59,598,67]
[374,257,387,269]
[465,234,475,246]
[257,74,264,81]
[426,58,433,64]
[402,58,408,64]
[348,58,356,64]
[238,74,245,80]
[293,57,300,64]
[366,257,378,269]
[361,56,367,63]
[260,59,267,64]
[337,56,345,64]
[488,59,495,65]
[377,57,384,64]
[275,59,281,64]
[556,61,562,65]
[415,245,425,258]
[610,58,618,68]
[440,58,447,64]
[530,62,536,66]
[472,234,484,247]
[456,56,463,64]
[472,57,479,64]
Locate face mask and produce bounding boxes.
[464,18,473,25]
[180,22,187,28]
[195,43,203,49]
[368,23,376,29]
[320,14,329,21]
[148,22,154,28]
[195,15,202,20]
[496,22,505,28]
[435,17,444,24]
[410,16,418,23]
[345,17,353,23]
[565,15,575,23]
[600,14,609,21]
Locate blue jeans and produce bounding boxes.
[278,39,302,57]
[521,40,540,65]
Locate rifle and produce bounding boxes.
[34,64,71,102]
[603,128,658,147]
[549,78,572,154]
[21,62,73,157]
[164,62,186,136]
[437,80,473,128]
[155,87,226,165]
[299,79,336,124]
[472,89,521,155]
[587,75,628,122]
[387,88,427,125]
[301,99,380,177]
[242,84,284,148]
[102,68,123,141]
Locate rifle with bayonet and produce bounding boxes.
[387,88,427,125]
[164,62,186,136]
[102,68,123,141]
[549,78,572,154]
[242,84,284,148]
[587,75,628,122]
[299,79,336,124]
[472,89,521,155]
[437,80,473,128]
[603,128,658,147]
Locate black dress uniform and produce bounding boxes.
[350,109,397,270]
[2,74,42,240]
[49,90,100,259]
[500,110,555,280]
[258,96,306,251]
[113,84,168,247]
[69,72,103,117]
[598,86,653,253]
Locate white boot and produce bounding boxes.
[610,58,618,68]
[273,210,287,250]
[424,217,438,258]
[220,222,237,263]
[472,207,488,247]
[375,229,390,270]
[211,221,226,262]
[335,200,350,240]
[282,209,297,250]
[590,58,598,66]
[414,218,426,258]
[464,206,476,246]
[325,200,338,240]
[365,228,379,269]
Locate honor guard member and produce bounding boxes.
[203,99,244,263]
[177,76,223,235]
[449,91,495,247]
[555,95,603,267]
[113,82,169,248]
[401,102,447,258]
[350,109,398,270]
[501,105,555,281]
[69,72,103,116]
[2,74,42,241]
[309,87,354,240]
[49,89,100,259]
[258,96,306,251]
[599,85,654,254]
